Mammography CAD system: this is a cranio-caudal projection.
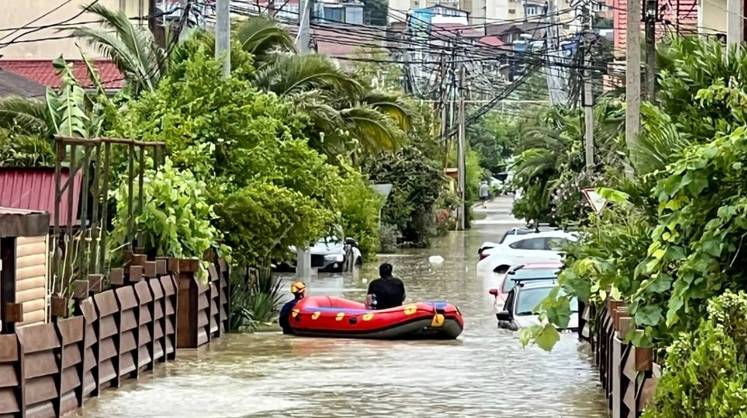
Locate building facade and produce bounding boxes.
[1,0,150,59]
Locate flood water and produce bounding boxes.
[78,201,607,417]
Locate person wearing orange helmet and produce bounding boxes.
[279,281,306,334]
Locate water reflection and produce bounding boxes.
[78,225,607,418]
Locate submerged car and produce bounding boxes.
[494,279,578,331]
[478,226,555,259]
[477,230,576,273]
[277,237,362,273]
[488,263,562,308]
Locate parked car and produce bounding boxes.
[494,279,579,331]
[488,262,562,309]
[478,226,556,259]
[477,230,577,273]
[276,236,362,273]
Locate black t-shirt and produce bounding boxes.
[367,277,406,310]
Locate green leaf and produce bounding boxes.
[635,305,663,326]
[534,323,561,351]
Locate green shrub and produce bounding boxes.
[0,129,54,167]
[337,169,383,256]
[643,291,747,418]
[111,159,225,275]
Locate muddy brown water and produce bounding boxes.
[78,223,607,417]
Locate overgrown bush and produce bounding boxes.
[110,159,225,275]
[364,146,444,246]
[642,291,747,418]
[337,169,383,256]
[0,129,54,167]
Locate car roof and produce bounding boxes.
[517,281,556,290]
[507,267,559,280]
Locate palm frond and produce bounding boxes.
[254,55,364,97]
[235,17,295,65]
[633,102,693,175]
[72,3,163,92]
[0,97,50,135]
[340,106,403,154]
[360,92,412,132]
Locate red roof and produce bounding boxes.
[479,35,505,47]
[0,168,82,227]
[0,59,125,90]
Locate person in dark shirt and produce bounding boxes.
[366,263,406,310]
[279,281,306,334]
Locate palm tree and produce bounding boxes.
[235,16,295,67]
[72,3,165,94]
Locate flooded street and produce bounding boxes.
[78,199,607,417]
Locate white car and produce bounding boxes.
[496,280,579,330]
[477,230,577,274]
[478,226,557,259]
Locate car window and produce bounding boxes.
[509,237,546,250]
[545,238,568,251]
[515,287,553,316]
[498,230,511,244]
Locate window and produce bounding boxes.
[323,6,343,23]
[508,8,516,13]
[515,287,552,315]
[509,237,546,250]
[544,238,569,251]
[525,5,540,16]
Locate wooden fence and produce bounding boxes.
[0,257,229,418]
[586,300,661,418]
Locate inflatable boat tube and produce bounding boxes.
[289,296,464,339]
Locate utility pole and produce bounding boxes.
[625,0,641,168]
[216,0,230,78]
[297,0,312,53]
[727,0,744,49]
[296,0,313,279]
[457,65,466,231]
[583,0,594,170]
[644,0,657,100]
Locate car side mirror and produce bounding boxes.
[488,288,498,296]
[496,310,511,321]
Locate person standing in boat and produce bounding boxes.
[279,281,306,334]
[366,263,406,310]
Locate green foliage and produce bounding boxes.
[364,146,444,246]
[642,291,747,418]
[217,182,335,267]
[467,111,520,175]
[631,127,747,345]
[111,159,223,263]
[229,267,283,330]
[47,57,89,138]
[0,128,54,167]
[510,100,625,226]
[73,2,165,94]
[337,169,383,256]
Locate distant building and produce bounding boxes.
[0,0,149,60]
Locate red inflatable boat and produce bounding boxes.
[289,296,464,339]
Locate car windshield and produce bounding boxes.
[515,287,552,316]
[515,287,578,316]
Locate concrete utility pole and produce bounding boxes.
[216,0,231,78]
[727,0,744,49]
[296,0,313,279]
[644,0,657,100]
[297,0,312,53]
[583,0,594,170]
[457,65,466,231]
[625,0,641,155]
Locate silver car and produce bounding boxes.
[496,280,578,331]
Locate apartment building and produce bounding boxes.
[1,0,151,59]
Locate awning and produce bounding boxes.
[0,207,49,238]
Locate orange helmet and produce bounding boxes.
[290,281,306,295]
